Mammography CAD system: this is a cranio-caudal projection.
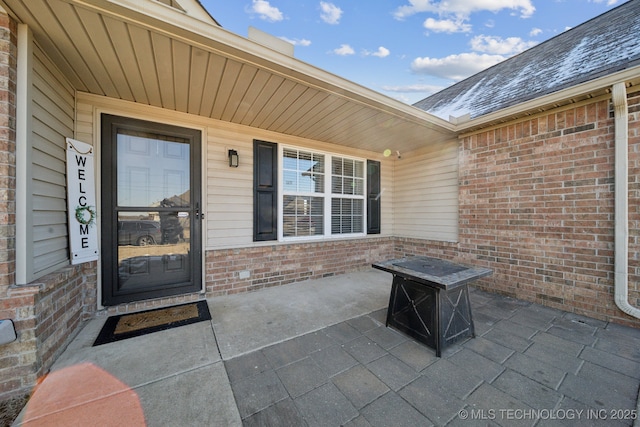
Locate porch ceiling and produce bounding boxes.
[0,0,457,153]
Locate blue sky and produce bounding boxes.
[200,0,623,105]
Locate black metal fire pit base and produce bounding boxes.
[373,256,492,357]
[386,275,474,356]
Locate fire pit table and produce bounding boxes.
[373,256,492,356]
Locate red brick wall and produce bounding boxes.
[33,263,97,372]
[1,264,94,398]
[0,11,20,399]
[0,13,98,402]
[0,13,17,298]
[460,98,612,306]
[205,237,395,296]
[454,93,639,326]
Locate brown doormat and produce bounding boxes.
[93,301,211,346]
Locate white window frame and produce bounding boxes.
[278,145,367,241]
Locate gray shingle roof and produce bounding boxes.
[413,0,640,121]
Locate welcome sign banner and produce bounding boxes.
[66,138,99,265]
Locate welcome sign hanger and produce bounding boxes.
[66,138,99,265]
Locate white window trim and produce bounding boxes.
[278,145,367,242]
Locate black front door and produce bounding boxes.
[101,114,202,306]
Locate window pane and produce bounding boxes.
[313,154,325,192]
[342,217,352,234]
[283,195,296,215]
[312,155,325,193]
[332,158,342,175]
[353,201,363,215]
[313,154,325,174]
[283,170,297,192]
[331,176,342,194]
[331,198,364,234]
[282,195,324,237]
[344,178,354,195]
[299,173,313,192]
[283,149,297,169]
[353,178,364,196]
[299,151,312,163]
[331,198,340,234]
[331,157,364,196]
[283,148,324,194]
[353,215,363,232]
[353,160,364,196]
[310,197,324,215]
[344,159,354,177]
[313,174,324,193]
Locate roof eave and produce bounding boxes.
[79,0,456,134]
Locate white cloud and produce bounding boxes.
[250,0,283,22]
[394,0,535,20]
[389,94,413,104]
[333,44,355,55]
[280,37,312,47]
[529,27,542,37]
[393,0,435,18]
[470,35,537,55]
[320,2,343,24]
[365,46,391,58]
[590,0,618,5]
[423,17,471,33]
[381,83,445,94]
[411,52,505,80]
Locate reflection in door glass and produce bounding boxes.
[117,211,191,292]
[117,131,190,208]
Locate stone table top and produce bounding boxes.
[372,256,493,290]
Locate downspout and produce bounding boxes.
[612,82,640,319]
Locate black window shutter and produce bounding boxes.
[254,140,278,241]
[367,159,381,234]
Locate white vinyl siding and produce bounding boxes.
[26,42,75,280]
[205,125,254,247]
[393,140,459,242]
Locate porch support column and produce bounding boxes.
[15,23,32,285]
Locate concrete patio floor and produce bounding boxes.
[13,269,640,426]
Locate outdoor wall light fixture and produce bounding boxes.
[228,149,239,167]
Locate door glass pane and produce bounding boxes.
[116,130,192,292]
[117,131,190,207]
[117,211,191,292]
